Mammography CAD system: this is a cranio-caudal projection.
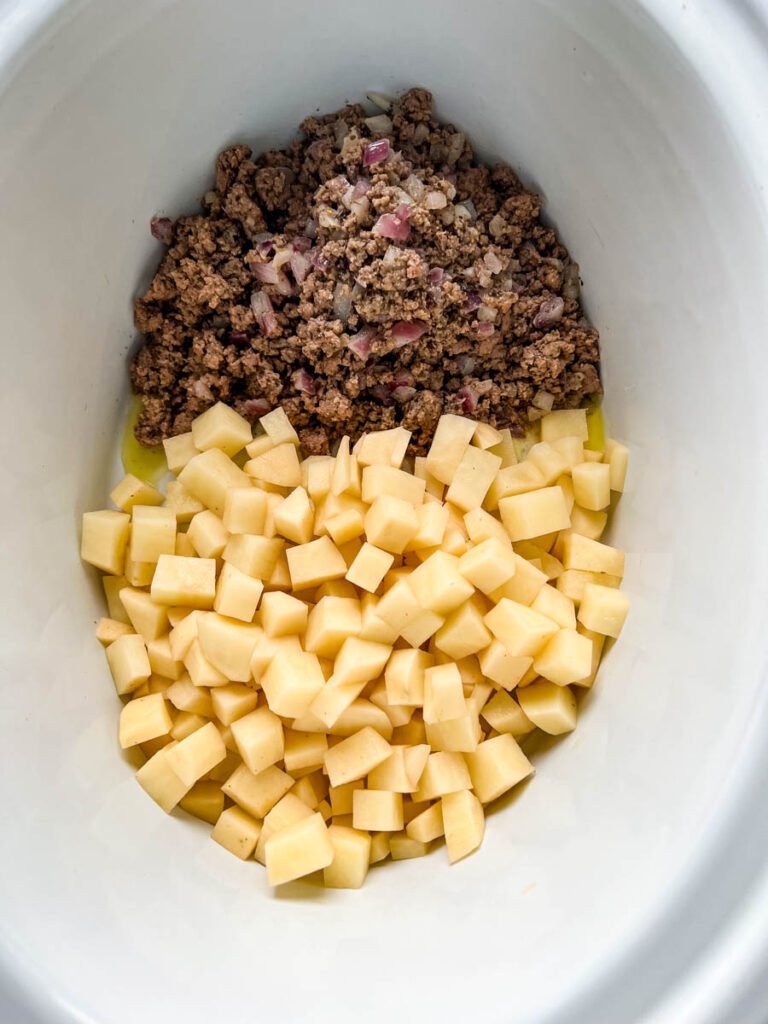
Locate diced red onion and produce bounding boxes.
[352,178,372,200]
[365,114,393,133]
[532,389,555,412]
[312,249,330,271]
[304,218,318,239]
[272,248,292,270]
[275,272,293,297]
[391,320,427,344]
[477,303,498,323]
[383,245,399,265]
[533,296,565,329]
[192,379,213,401]
[291,235,312,253]
[292,369,316,395]
[242,397,271,417]
[254,233,275,255]
[364,139,391,166]
[426,191,447,210]
[392,386,417,403]
[457,355,475,375]
[371,384,394,405]
[150,217,173,244]
[563,262,581,300]
[476,380,494,396]
[229,332,249,344]
[463,291,482,312]
[412,123,429,146]
[455,199,478,222]
[395,203,411,221]
[484,251,504,275]
[290,250,310,285]
[373,208,410,241]
[347,328,376,359]
[351,196,370,221]
[489,214,506,239]
[502,278,525,295]
[446,132,466,165]
[388,371,414,390]
[458,386,477,414]
[440,206,455,226]
[404,174,426,201]
[476,322,495,336]
[439,165,458,185]
[250,291,278,335]
[251,261,279,284]
[428,267,445,287]
[333,282,353,323]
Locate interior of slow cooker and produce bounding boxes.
[2,1,768,1022]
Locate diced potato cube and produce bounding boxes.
[115,588,166,642]
[95,617,134,646]
[362,465,426,506]
[426,414,477,484]
[556,568,621,604]
[260,591,308,637]
[575,625,606,688]
[355,427,411,468]
[533,627,594,685]
[283,730,329,774]
[368,746,420,793]
[463,507,512,548]
[164,481,205,524]
[255,793,313,864]
[210,683,259,726]
[244,433,275,459]
[286,536,347,590]
[324,726,392,787]
[375,580,423,634]
[222,763,294,819]
[389,834,429,860]
[369,831,391,864]
[531,584,576,629]
[352,790,403,832]
[184,510,227,560]
[270,486,312,545]
[171,711,207,741]
[118,693,173,748]
[413,456,445,499]
[477,640,532,690]
[333,637,392,686]
[345,543,394,593]
[329,700,393,741]
[487,427,518,468]
[166,674,213,717]
[231,707,284,774]
[168,608,204,661]
[222,487,267,535]
[406,802,444,842]
[123,542,156,588]
[384,649,432,706]
[526,442,568,486]
[135,741,190,812]
[517,681,577,734]
[259,406,300,447]
[458,537,516,596]
[302,455,332,499]
[110,474,163,513]
[604,439,629,492]
[261,649,325,717]
[102,574,130,623]
[178,448,251,516]
[441,789,485,863]
[245,443,301,487]
[163,431,199,475]
[323,825,371,888]
[485,462,546,511]
[222,535,283,581]
[195,613,260,681]
[329,780,365,816]
[488,553,547,607]
[266,812,334,885]
[499,487,571,542]
[465,734,533,803]
[562,533,624,577]
[358,594,399,645]
[408,551,474,615]
[445,446,502,511]
[165,721,226,786]
[541,408,588,442]
[81,510,130,575]
[484,598,558,657]
[191,401,252,457]
[472,421,504,449]
[413,751,471,801]
[433,602,492,662]
[404,502,450,553]
[550,436,585,468]
[213,562,263,622]
[578,583,630,637]
[571,462,611,511]
[304,596,362,657]
[212,806,262,860]
[179,780,225,825]
[106,633,151,695]
[325,508,365,546]
[400,610,445,649]
[569,505,609,542]
[480,691,534,737]
[151,555,216,608]
[364,495,418,554]
[426,712,481,754]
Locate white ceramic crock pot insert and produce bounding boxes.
[2,1,768,1021]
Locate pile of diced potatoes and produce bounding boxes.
[81,401,629,889]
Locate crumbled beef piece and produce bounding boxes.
[131,86,601,453]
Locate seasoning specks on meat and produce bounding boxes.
[130,87,601,452]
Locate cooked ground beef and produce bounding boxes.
[131,88,600,454]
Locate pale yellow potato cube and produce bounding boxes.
[222,487,267,535]
[195,613,260,682]
[302,456,333,500]
[369,685,413,729]
[364,495,418,555]
[574,625,606,688]
[445,446,502,512]
[260,591,308,637]
[164,481,205,525]
[222,763,293,819]
[222,534,283,581]
[118,587,168,643]
[478,640,533,690]
[271,486,311,545]
[472,421,504,449]
[185,510,227,559]
[393,719,428,746]
[324,726,392,787]
[168,609,204,661]
[413,751,471,801]
[210,683,259,726]
[526,442,568,486]
[166,674,213,717]
[463,507,512,549]
[261,492,285,537]
[355,427,411,468]
[352,790,403,832]
[323,825,371,889]
[81,510,131,575]
[212,805,262,860]
[259,406,299,446]
[330,436,355,496]
[413,456,445,499]
[151,555,216,608]
[406,801,444,842]
[179,780,225,825]
[531,584,577,629]
[384,649,432,706]
[251,631,303,679]
[556,569,621,604]
[362,464,425,506]
[342,543,392,594]
[95,617,134,646]
[426,712,481,753]
[286,536,346,590]
[163,431,199,475]
[571,462,611,511]
[265,811,333,885]
[166,721,226,786]
[484,462,546,511]
[263,551,291,591]
[106,633,151,695]
[442,789,485,863]
[569,505,609,542]
[171,711,207,741]
[245,443,301,487]
[191,402,252,457]
[433,602,491,661]
[458,537,516,596]
[325,508,365,546]
[135,741,190,812]
[480,691,534,737]
[261,649,325,717]
[329,700,394,741]
[304,596,362,658]
[582,449,603,462]
[408,551,474,615]
[604,439,629,492]
[314,491,366,536]
[426,414,477,485]
[110,474,163,513]
[541,408,588,442]
[562,533,624,577]
[123,543,156,588]
[118,693,173,748]
[231,707,284,774]
[578,583,630,637]
[314,579,359,601]
[333,637,392,687]
[483,598,558,658]
[213,562,263,622]
[255,793,313,863]
[359,594,399,645]
[245,433,276,459]
[403,502,450,553]
[499,486,570,543]
[550,436,585,469]
[173,532,195,558]
[329,780,365,816]
[178,448,251,516]
[486,427,518,469]
[102,575,130,624]
[400,610,443,649]
[388,834,428,860]
[466,734,533,804]
[517,680,577,734]
[283,730,329,775]
[369,831,391,864]
[370,579,422,634]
